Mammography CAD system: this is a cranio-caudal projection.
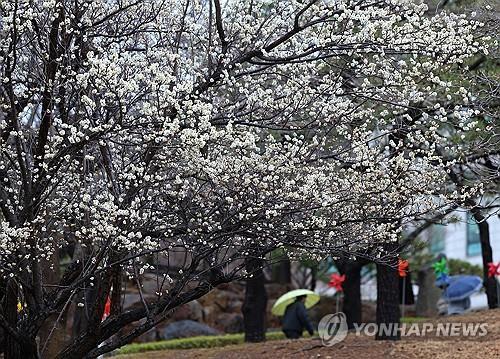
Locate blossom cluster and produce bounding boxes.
[0,0,490,293]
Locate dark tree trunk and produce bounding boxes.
[399,270,415,305]
[415,268,440,317]
[471,210,498,309]
[376,247,400,340]
[39,248,67,359]
[72,286,98,339]
[3,280,38,359]
[336,259,365,329]
[110,265,123,316]
[272,258,291,285]
[5,338,38,359]
[71,244,114,340]
[4,279,21,359]
[310,265,317,291]
[242,258,268,342]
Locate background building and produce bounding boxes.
[427,211,500,265]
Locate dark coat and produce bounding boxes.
[282,301,314,335]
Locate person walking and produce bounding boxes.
[282,295,314,339]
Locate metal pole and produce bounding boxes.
[402,276,406,319]
[497,278,500,308]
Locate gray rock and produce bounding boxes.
[122,292,156,310]
[215,313,244,333]
[186,300,203,322]
[159,320,220,340]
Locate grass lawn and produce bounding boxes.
[115,310,500,359]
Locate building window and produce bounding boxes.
[429,224,445,254]
[466,213,481,257]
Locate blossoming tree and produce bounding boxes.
[0,0,488,357]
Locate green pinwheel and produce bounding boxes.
[433,258,449,277]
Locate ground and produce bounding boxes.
[118,309,500,359]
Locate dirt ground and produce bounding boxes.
[118,309,500,359]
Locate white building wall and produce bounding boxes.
[443,211,500,265]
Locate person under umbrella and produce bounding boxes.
[271,289,320,339]
[437,275,482,314]
[281,295,315,339]
[272,289,319,339]
[433,254,482,315]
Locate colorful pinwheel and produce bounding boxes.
[487,262,500,278]
[399,259,410,317]
[488,262,500,307]
[432,258,449,278]
[102,296,111,321]
[328,273,346,292]
[398,259,409,277]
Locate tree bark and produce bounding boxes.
[471,210,498,309]
[399,269,414,305]
[3,280,38,359]
[310,265,317,291]
[376,248,400,340]
[272,258,291,285]
[242,258,268,342]
[39,248,67,359]
[72,286,97,340]
[4,279,21,359]
[336,259,365,329]
[415,267,440,317]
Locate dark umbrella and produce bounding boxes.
[443,275,482,301]
[435,275,482,314]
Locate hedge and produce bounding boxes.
[116,331,313,355]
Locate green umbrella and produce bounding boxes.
[271,289,320,316]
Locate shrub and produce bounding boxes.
[447,258,483,277]
[116,331,313,355]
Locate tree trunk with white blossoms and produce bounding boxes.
[336,258,368,329]
[242,258,268,342]
[376,244,401,341]
[0,0,491,357]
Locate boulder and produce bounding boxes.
[159,320,220,340]
[199,287,244,308]
[135,328,157,343]
[265,283,291,300]
[138,273,162,294]
[171,300,203,322]
[266,300,282,329]
[122,292,156,310]
[214,313,244,333]
[226,299,243,313]
[199,287,244,326]
[187,299,204,321]
[198,289,228,310]
[217,282,245,295]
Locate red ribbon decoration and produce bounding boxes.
[328,273,346,292]
[398,259,409,277]
[487,262,500,278]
